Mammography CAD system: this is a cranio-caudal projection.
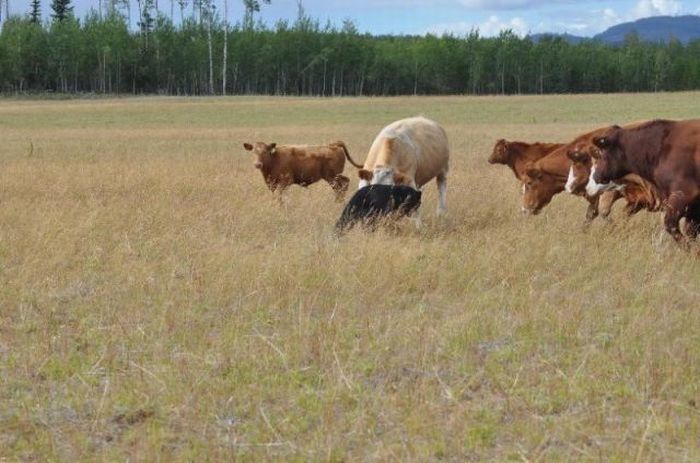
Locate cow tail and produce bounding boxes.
[337,141,363,168]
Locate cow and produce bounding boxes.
[242,141,363,201]
[335,185,422,234]
[586,119,700,246]
[489,139,563,180]
[358,117,449,215]
[566,151,663,216]
[564,120,655,198]
[519,143,605,220]
[520,124,653,220]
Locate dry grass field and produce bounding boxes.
[1,93,699,461]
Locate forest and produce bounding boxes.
[1,0,700,95]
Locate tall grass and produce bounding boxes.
[1,94,699,460]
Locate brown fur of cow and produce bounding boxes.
[590,119,700,246]
[488,139,563,181]
[243,141,362,201]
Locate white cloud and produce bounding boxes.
[560,0,685,37]
[426,0,694,39]
[632,0,682,18]
[426,15,529,37]
[596,7,624,30]
[602,8,621,24]
[480,15,529,36]
[424,21,481,36]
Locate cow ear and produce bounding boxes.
[393,172,409,185]
[358,169,373,181]
[526,167,542,179]
[490,139,509,162]
[268,143,277,155]
[243,143,253,151]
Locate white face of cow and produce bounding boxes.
[585,165,620,196]
[371,167,395,186]
[565,166,577,194]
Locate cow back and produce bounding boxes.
[363,117,449,187]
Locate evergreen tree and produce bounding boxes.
[139,0,155,37]
[242,0,269,28]
[50,0,73,22]
[30,0,41,24]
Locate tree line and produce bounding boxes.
[1,0,699,96]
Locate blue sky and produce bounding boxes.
[14,0,700,36]
[245,0,699,36]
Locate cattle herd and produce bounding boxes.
[244,116,700,254]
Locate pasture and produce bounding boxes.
[1,94,699,461]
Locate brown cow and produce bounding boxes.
[520,144,605,220]
[520,124,654,220]
[587,119,700,245]
[489,138,607,219]
[243,141,363,201]
[566,151,662,216]
[488,139,563,180]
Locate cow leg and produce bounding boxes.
[274,188,285,206]
[664,194,688,246]
[624,201,644,217]
[584,195,599,222]
[412,216,423,230]
[598,190,621,221]
[409,207,423,230]
[270,183,289,206]
[329,175,350,202]
[436,172,447,216]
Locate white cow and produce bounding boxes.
[358,116,450,215]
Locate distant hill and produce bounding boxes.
[594,15,700,44]
[527,15,700,45]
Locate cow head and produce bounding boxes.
[520,165,563,215]
[488,139,510,164]
[586,126,626,196]
[243,142,277,170]
[565,149,593,195]
[358,168,373,187]
[358,167,412,188]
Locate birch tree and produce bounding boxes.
[222,0,227,94]
[203,0,214,93]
